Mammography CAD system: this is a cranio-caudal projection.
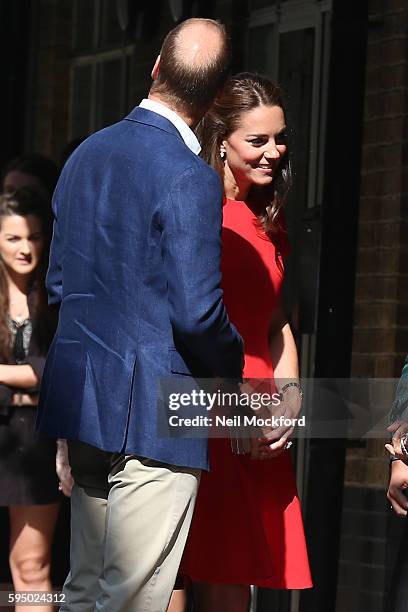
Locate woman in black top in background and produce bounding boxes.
[0,188,59,609]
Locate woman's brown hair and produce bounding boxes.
[196,72,292,234]
[0,188,55,361]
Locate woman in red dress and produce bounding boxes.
[170,73,312,612]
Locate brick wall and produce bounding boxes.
[345,0,408,493]
[337,0,408,609]
[351,0,408,384]
[346,0,408,492]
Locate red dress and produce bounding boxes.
[180,198,312,588]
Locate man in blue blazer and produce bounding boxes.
[36,17,243,612]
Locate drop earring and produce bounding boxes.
[220,149,226,160]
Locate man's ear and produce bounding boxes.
[151,55,161,81]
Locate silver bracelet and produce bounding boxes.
[280,382,303,399]
[401,434,408,457]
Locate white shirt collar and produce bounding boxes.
[139,98,201,155]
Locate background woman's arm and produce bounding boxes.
[0,363,39,388]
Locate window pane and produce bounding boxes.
[251,0,276,9]
[71,64,93,139]
[101,0,124,47]
[73,0,95,53]
[248,24,276,75]
[99,58,124,128]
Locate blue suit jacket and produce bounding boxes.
[36,107,244,470]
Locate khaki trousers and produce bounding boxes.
[61,441,200,612]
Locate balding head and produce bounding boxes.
[150,18,231,117]
[173,19,226,68]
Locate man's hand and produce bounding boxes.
[386,420,408,464]
[388,460,408,516]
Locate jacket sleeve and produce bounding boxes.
[46,180,64,306]
[161,164,244,379]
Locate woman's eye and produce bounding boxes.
[7,237,19,243]
[248,138,266,146]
